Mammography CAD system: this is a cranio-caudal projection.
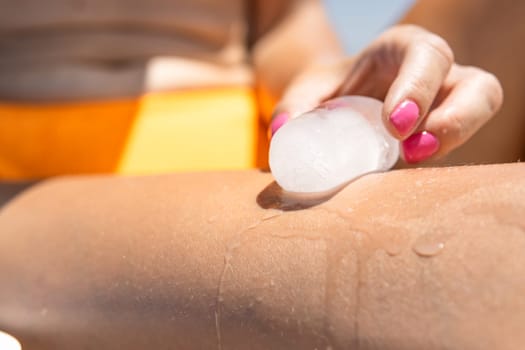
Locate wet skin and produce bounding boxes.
[0,163,524,349]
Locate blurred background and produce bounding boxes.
[324,0,414,53]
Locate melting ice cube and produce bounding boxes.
[269,96,399,193]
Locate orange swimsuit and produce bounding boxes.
[0,88,269,180]
[0,0,272,180]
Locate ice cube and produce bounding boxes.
[269,96,399,193]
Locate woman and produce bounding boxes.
[1,0,523,349]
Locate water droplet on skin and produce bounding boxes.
[412,235,446,257]
[385,240,404,256]
[246,222,259,230]
[262,210,282,221]
[381,225,409,257]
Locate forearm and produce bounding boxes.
[0,163,524,349]
[251,0,344,119]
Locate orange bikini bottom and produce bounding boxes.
[0,87,269,180]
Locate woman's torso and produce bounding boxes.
[0,0,253,101]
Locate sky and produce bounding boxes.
[323,0,414,53]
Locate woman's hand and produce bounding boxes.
[271,25,503,163]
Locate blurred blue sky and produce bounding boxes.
[324,0,414,53]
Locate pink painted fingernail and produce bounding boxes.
[402,131,440,163]
[389,100,419,136]
[319,98,349,110]
[269,112,290,138]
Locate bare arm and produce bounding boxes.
[250,0,345,120]
[1,163,525,349]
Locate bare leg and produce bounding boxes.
[0,163,524,349]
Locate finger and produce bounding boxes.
[275,61,349,117]
[330,45,398,101]
[382,25,455,139]
[401,66,503,163]
[269,61,349,138]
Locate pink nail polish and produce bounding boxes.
[319,98,350,110]
[402,131,440,163]
[389,100,419,136]
[269,112,290,137]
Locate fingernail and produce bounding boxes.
[319,98,349,110]
[269,112,290,138]
[389,100,419,136]
[402,131,440,163]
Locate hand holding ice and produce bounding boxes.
[269,96,399,193]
